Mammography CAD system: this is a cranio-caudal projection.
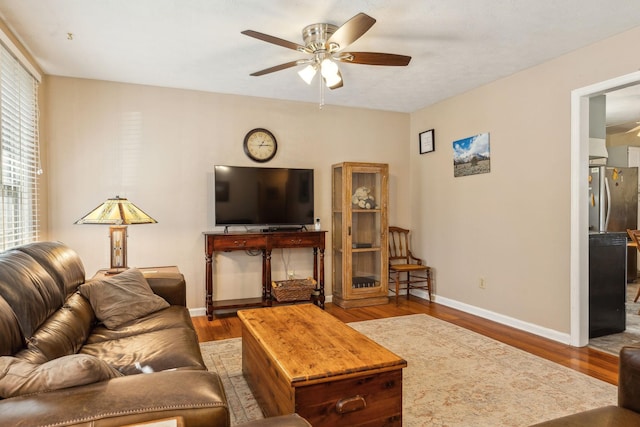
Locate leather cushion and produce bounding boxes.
[0,354,122,398]
[0,296,24,356]
[619,345,640,413]
[86,305,194,345]
[530,405,640,426]
[0,370,229,427]
[16,241,85,298]
[15,293,95,364]
[81,327,206,374]
[78,268,169,329]
[0,250,64,338]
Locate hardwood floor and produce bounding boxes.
[192,296,620,386]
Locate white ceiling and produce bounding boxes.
[1,0,640,118]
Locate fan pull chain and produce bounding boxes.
[319,73,325,109]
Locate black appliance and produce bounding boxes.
[589,231,627,338]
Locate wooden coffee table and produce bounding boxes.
[237,304,406,426]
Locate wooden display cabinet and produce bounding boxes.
[332,162,389,308]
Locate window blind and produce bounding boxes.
[0,42,40,250]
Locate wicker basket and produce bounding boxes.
[271,277,317,302]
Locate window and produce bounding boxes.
[0,41,40,250]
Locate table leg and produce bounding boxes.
[205,250,214,320]
[264,249,273,306]
[319,248,325,308]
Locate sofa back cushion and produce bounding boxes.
[0,297,24,356]
[16,241,85,298]
[15,293,95,364]
[0,250,63,340]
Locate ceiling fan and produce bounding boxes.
[241,12,411,90]
[626,121,640,136]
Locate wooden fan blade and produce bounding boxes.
[250,61,301,76]
[327,13,376,50]
[625,123,640,134]
[241,30,305,52]
[338,52,411,66]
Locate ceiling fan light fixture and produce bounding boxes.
[323,72,342,88]
[320,58,341,87]
[298,64,317,85]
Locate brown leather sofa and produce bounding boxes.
[0,241,230,427]
[531,345,640,426]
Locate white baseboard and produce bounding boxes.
[190,292,569,346]
[189,295,333,318]
[410,289,571,345]
[189,307,206,317]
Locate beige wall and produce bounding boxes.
[410,26,640,336]
[37,23,640,339]
[43,77,410,310]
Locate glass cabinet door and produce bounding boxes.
[332,165,344,298]
[332,162,388,308]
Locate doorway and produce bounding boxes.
[571,70,640,347]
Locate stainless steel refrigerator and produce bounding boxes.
[588,166,638,232]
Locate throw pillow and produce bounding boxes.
[0,354,123,398]
[78,268,169,329]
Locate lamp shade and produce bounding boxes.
[75,196,157,225]
[75,196,156,274]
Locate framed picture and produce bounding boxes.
[452,132,491,177]
[419,129,435,154]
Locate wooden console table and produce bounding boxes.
[203,230,326,320]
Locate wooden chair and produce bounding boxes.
[626,229,640,302]
[388,226,432,302]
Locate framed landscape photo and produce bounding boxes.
[452,132,491,177]
[419,129,435,154]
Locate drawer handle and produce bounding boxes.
[335,395,366,414]
[233,240,247,247]
[290,239,302,244]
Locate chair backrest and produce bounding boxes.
[389,226,413,265]
[627,229,640,250]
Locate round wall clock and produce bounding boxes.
[243,128,277,162]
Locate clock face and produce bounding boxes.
[243,128,277,162]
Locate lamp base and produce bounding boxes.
[109,225,128,272]
[105,267,129,276]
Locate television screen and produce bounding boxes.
[214,165,314,227]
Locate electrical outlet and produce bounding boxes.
[288,271,295,279]
[479,278,486,289]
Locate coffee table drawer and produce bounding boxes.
[294,369,403,427]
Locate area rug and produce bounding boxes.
[200,314,616,426]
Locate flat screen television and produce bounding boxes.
[214,165,314,229]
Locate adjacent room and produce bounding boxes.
[2,1,640,426]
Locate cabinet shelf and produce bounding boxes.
[332,162,389,309]
[333,247,382,254]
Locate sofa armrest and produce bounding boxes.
[0,370,229,427]
[619,346,640,413]
[143,270,186,306]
